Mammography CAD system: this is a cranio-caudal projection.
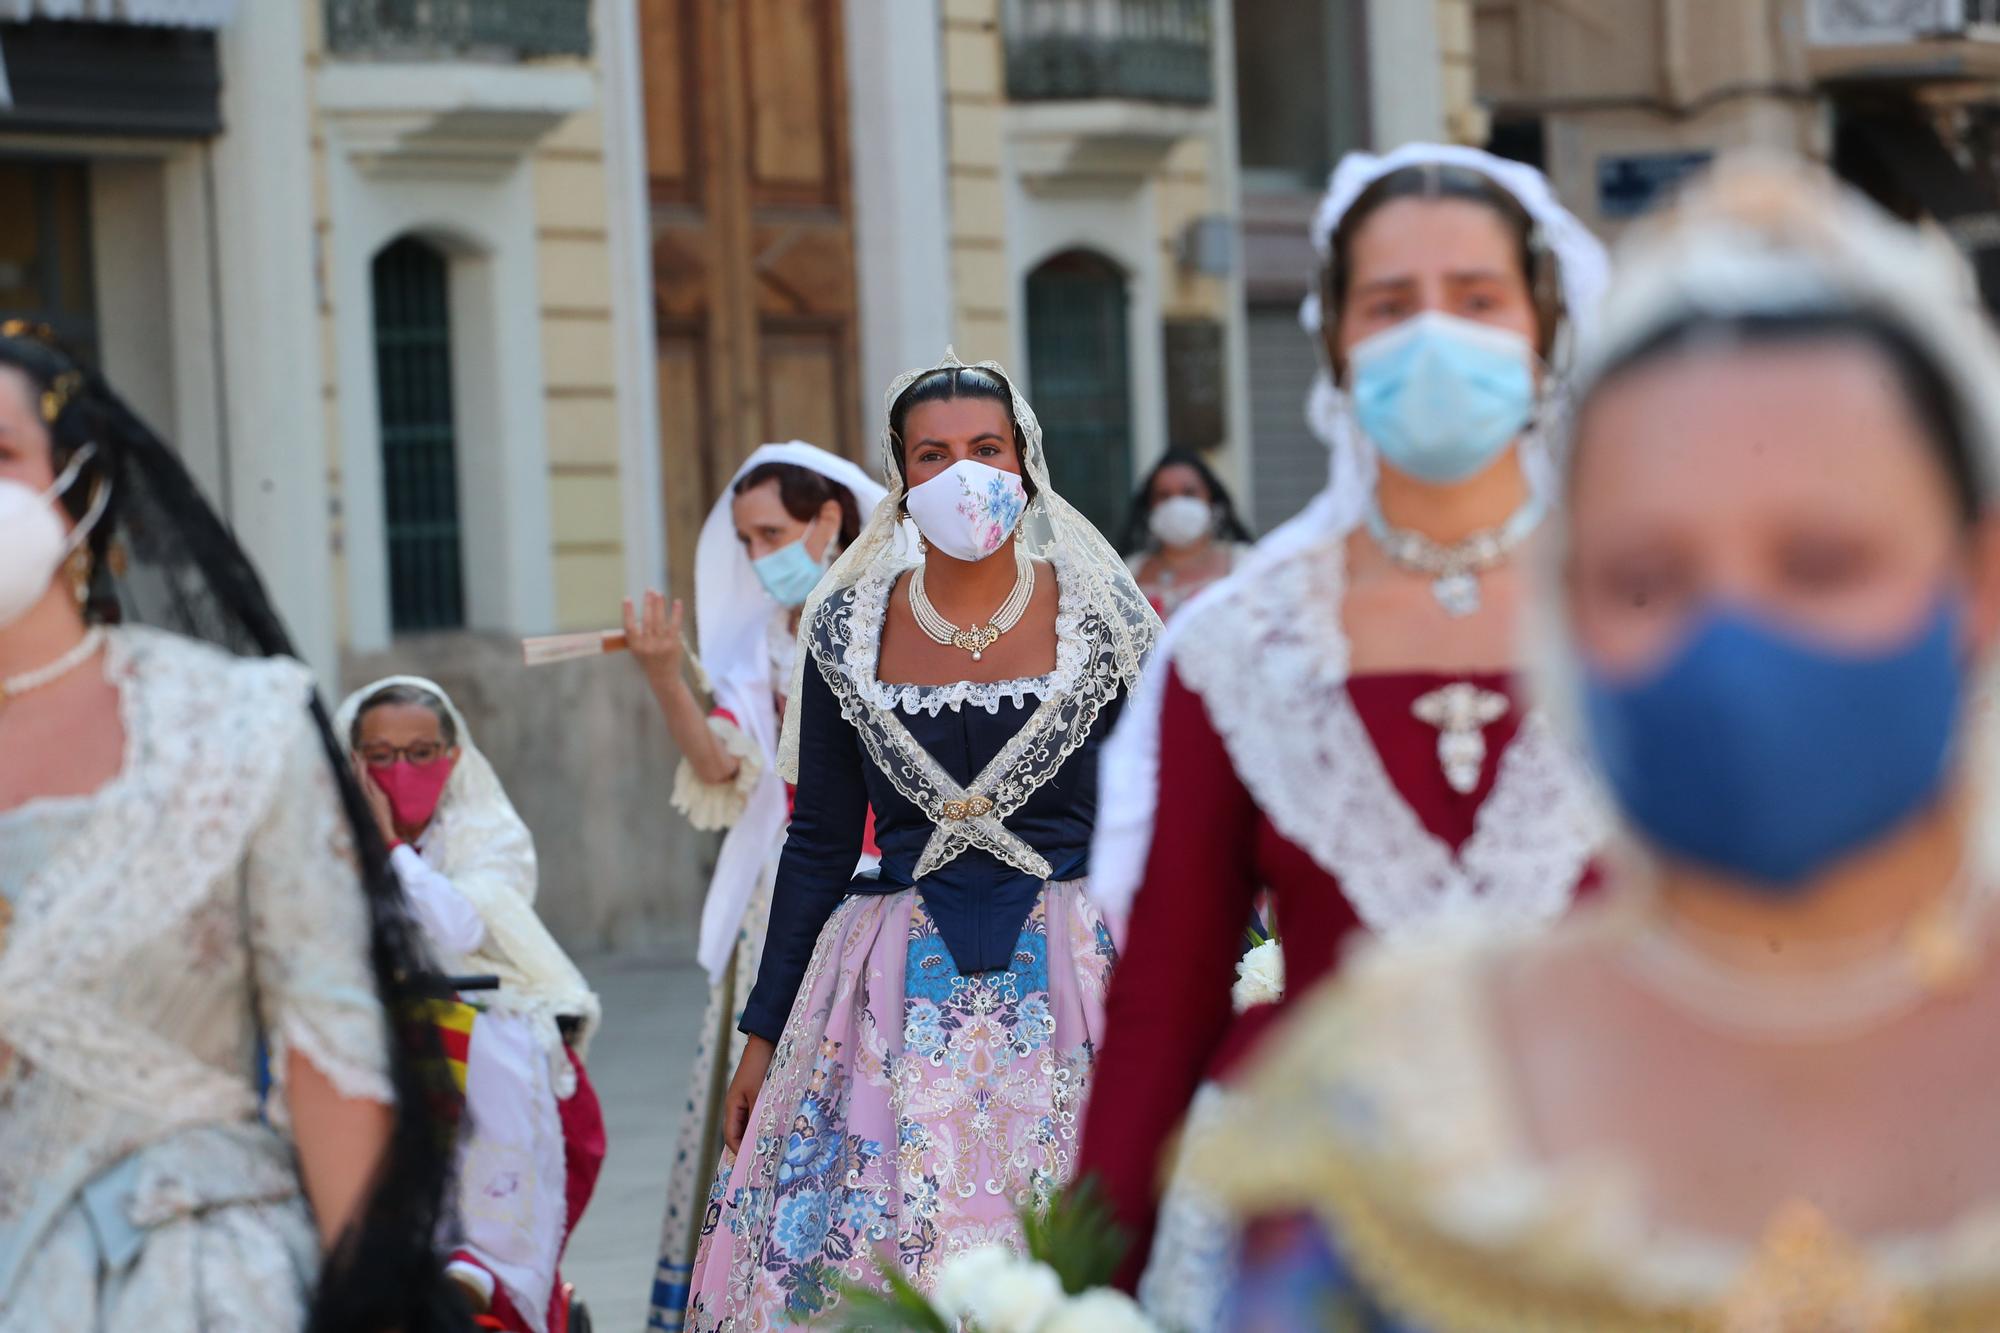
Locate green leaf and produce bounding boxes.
[1023,1176,1131,1297]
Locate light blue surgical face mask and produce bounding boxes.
[1349,310,1538,485]
[752,522,832,608]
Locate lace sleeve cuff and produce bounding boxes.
[671,714,764,830]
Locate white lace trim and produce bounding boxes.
[835,557,1088,715]
[1172,539,1606,940]
[0,627,396,1119]
[671,715,765,831]
[803,548,1126,881]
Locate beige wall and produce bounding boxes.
[943,0,1013,360]
[304,0,635,640]
[534,108,630,631]
[940,0,1236,359]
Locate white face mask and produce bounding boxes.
[1148,494,1214,549]
[903,459,1028,563]
[0,444,107,630]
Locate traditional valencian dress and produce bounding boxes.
[1077,143,1612,1331]
[1188,927,2000,1331]
[1180,147,2000,1333]
[682,354,1158,1329]
[0,628,395,1329]
[650,442,885,1332]
[336,676,604,1333]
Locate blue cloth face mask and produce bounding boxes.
[1349,310,1537,484]
[751,523,832,608]
[1582,598,1966,892]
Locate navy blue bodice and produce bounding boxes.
[738,655,1119,1042]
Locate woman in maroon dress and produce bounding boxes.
[1075,143,1610,1325]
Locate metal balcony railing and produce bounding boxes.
[325,0,591,61]
[1004,0,1213,105]
[1808,0,2000,45]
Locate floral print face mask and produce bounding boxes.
[904,459,1028,563]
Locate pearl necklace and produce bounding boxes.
[0,626,105,706]
[909,546,1035,661]
[1364,494,1546,618]
[1615,884,1989,1045]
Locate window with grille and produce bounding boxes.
[0,159,98,362]
[1026,249,1133,542]
[372,235,465,632]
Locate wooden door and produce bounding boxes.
[641,0,865,608]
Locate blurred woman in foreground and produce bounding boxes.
[1194,157,2000,1329]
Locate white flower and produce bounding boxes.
[1041,1289,1157,1333]
[1231,938,1285,1012]
[932,1246,1064,1333]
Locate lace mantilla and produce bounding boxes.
[836,559,1090,716]
[1173,540,1605,939]
[805,551,1124,882]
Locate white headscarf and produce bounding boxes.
[1525,152,2000,878]
[1090,144,1609,924]
[336,675,600,1091]
[692,441,887,982]
[776,348,1160,781]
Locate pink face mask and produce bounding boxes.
[372,755,457,831]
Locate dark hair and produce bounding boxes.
[886,364,1040,505]
[1120,451,1255,553]
[1579,307,1984,528]
[732,460,865,546]
[0,326,464,1332]
[1319,162,1561,373]
[352,682,460,749]
[0,330,124,623]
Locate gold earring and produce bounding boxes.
[64,547,91,606]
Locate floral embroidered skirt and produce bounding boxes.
[684,880,1115,1330]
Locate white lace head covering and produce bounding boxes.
[691,441,886,982]
[1091,144,1608,925]
[1525,152,2000,876]
[777,347,1161,781]
[335,675,600,1086]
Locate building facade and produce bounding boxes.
[636,0,1249,594]
[1473,0,2000,306]
[0,1,700,951]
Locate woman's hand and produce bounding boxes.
[623,590,685,683]
[722,1035,776,1154]
[353,759,400,848]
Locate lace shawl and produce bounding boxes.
[1169,540,1604,940]
[803,543,1126,882]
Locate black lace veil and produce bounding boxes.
[0,324,465,1333]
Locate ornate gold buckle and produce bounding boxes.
[938,795,995,822]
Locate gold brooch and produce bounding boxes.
[939,795,995,822]
[1719,1201,1915,1333]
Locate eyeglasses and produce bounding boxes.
[359,742,451,768]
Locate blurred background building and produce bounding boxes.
[10,0,1997,954]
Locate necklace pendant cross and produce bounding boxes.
[1413,682,1511,795]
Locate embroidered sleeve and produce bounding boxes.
[670,712,765,831]
[247,706,395,1110]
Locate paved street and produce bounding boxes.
[567,953,709,1333]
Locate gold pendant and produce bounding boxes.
[1719,1202,1915,1333]
[952,624,1000,661]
